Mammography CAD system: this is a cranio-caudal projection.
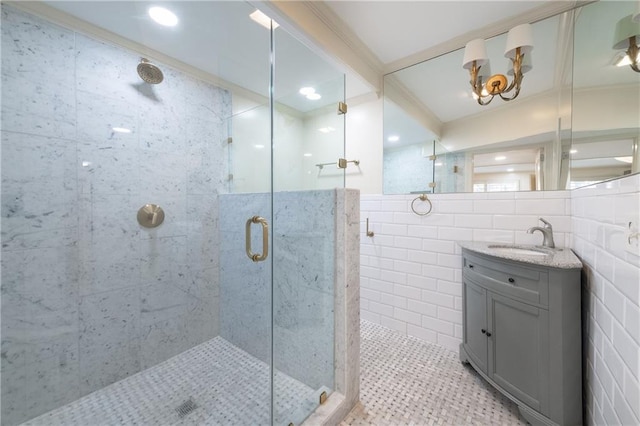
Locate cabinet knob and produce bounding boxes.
[486,331,492,337]
[481,329,486,334]
[508,277,515,283]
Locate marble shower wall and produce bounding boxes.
[219,190,336,391]
[1,6,230,425]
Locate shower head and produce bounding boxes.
[137,58,164,84]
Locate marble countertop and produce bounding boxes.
[458,241,583,269]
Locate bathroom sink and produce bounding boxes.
[487,245,553,257]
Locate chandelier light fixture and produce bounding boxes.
[462,24,534,105]
[612,11,640,73]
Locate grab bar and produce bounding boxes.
[246,216,268,262]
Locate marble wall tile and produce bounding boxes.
[1,7,76,139]
[79,338,142,396]
[1,132,78,251]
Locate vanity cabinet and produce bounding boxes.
[460,247,582,426]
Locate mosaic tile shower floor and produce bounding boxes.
[341,321,527,426]
[23,337,315,426]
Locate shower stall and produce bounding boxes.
[0,2,359,425]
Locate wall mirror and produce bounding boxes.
[383,1,639,194]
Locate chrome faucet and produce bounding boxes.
[527,217,555,248]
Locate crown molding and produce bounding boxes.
[261,1,384,95]
[384,1,594,75]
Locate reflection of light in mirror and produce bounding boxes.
[254,145,265,149]
[615,156,633,163]
[388,135,400,142]
[299,87,315,95]
[570,149,578,154]
[250,10,278,29]
[303,153,312,157]
[507,168,515,172]
[82,161,91,167]
[112,127,131,133]
[306,93,321,100]
[435,162,443,166]
[318,127,335,133]
[495,156,506,161]
[148,6,178,27]
[614,52,633,67]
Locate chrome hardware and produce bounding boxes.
[338,102,347,115]
[486,331,492,337]
[508,277,515,283]
[246,216,269,262]
[366,218,374,237]
[527,217,555,248]
[481,329,486,334]
[411,194,433,216]
[137,204,165,228]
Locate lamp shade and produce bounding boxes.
[613,14,640,49]
[463,39,488,69]
[504,24,534,58]
[633,1,640,23]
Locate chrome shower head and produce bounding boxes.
[137,58,164,84]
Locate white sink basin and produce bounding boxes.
[487,245,551,257]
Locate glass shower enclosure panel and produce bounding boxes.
[271,25,346,425]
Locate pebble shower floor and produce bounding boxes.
[341,321,527,425]
[22,337,316,426]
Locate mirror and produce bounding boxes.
[383,1,639,194]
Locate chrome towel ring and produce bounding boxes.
[411,194,433,216]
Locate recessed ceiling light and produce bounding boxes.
[299,87,316,96]
[306,93,321,100]
[318,127,335,133]
[387,135,400,142]
[303,153,313,157]
[495,156,506,161]
[148,6,178,27]
[112,127,131,134]
[570,149,577,154]
[250,10,279,30]
[434,162,443,166]
[507,168,515,172]
[254,144,265,149]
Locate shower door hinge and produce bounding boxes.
[337,158,347,168]
[319,391,328,405]
[226,137,233,144]
[429,155,437,161]
[428,182,436,188]
[338,102,347,115]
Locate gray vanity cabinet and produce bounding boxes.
[460,247,582,426]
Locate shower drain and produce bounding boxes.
[175,398,198,418]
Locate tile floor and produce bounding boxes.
[23,337,318,426]
[341,321,527,425]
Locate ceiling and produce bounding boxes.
[324,1,549,65]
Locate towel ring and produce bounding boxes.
[411,194,433,216]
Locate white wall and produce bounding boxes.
[572,175,640,426]
[345,97,384,194]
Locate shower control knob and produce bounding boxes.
[137,204,165,228]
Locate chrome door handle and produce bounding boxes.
[246,216,268,262]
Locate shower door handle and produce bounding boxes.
[246,216,269,262]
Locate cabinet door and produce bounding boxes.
[463,280,488,373]
[488,292,549,414]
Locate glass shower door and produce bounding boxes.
[271,25,346,425]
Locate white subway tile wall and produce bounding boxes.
[360,191,572,351]
[360,175,640,424]
[572,175,640,426]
